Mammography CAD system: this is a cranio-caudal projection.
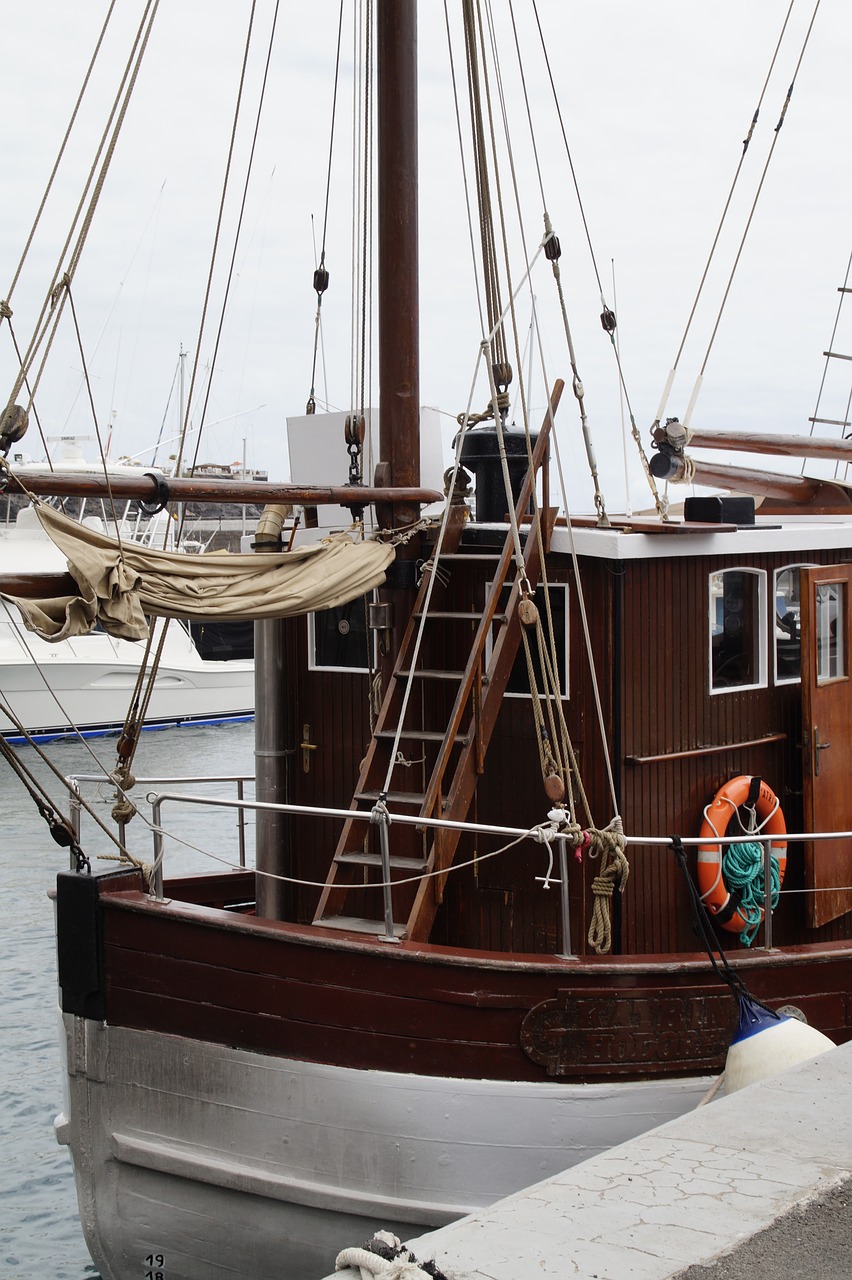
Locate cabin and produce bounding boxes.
[267,428,852,962]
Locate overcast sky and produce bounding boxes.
[1,2,849,512]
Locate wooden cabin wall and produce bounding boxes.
[431,558,614,957]
[283,614,374,923]
[619,545,852,955]
[278,540,852,958]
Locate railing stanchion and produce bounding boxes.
[372,801,399,944]
[556,837,575,959]
[237,780,246,867]
[150,797,165,900]
[763,836,774,951]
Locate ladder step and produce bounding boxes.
[334,850,427,870]
[315,915,406,938]
[374,728,469,743]
[412,610,507,621]
[808,417,851,427]
[354,789,428,805]
[397,669,466,681]
[824,350,852,362]
[438,552,503,561]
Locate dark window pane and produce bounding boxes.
[710,570,761,690]
[313,598,370,670]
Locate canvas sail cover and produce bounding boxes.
[3,504,395,642]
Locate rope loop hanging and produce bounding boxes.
[586,816,629,955]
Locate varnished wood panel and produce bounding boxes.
[99,889,852,1081]
[274,541,852,959]
[619,546,852,954]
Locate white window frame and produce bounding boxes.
[708,566,768,695]
[307,600,375,674]
[484,581,570,700]
[773,563,817,686]
[815,578,847,685]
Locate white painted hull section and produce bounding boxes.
[0,604,253,736]
[57,1014,710,1280]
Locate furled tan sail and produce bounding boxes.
[2,503,394,641]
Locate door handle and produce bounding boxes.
[300,723,318,774]
[814,726,831,776]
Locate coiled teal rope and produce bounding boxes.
[723,841,780,946]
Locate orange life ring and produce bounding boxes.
[697,775,787,933]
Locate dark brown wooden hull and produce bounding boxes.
[60,868,852,1086]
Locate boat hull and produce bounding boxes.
[0,605,253,740]
[56,1014,709,1280]
[53,868,852,1279]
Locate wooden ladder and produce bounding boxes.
[313,382,563,940]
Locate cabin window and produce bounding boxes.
[487,583,569,698]
[709,568,766,692]
[309,596,372,672]
[815,581,845,683]
[773,565,815,684]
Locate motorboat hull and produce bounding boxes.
[0,603,253,741]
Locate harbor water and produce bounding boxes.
[0,721,256,1279]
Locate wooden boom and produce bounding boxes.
[650,454,852,509]
[4,470,443,507]
[675,428,852,461]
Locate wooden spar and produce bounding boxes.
[5,470,443,507]
[674,428,852,461]
[653,454,852,506]
[377,0,420,524]
[0,571,78,597]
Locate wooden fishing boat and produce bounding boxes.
[2,4,851,1279]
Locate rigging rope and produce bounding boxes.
[180,0,279,489]
[527,0,666,517]
[6,0,161,429]
[652,0,797,431]
[2,2,119,307]
[0,692,142,873]
[306,0,345,414]
[805,248,852,478]
[683,0,823,428]
[0,725,90,873]
[115,0,281,782]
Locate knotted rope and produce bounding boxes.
[335,1231,447,1280]
[586,816,629,955]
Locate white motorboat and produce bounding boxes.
[0,487,254,742]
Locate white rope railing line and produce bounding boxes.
[65,779,852,901]
[117,813,852,900]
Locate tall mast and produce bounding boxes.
[377,0,420,524]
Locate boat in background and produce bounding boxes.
[1,442,254,742]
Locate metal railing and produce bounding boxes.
[67,773,254,873]
[138,788,850,953]
[66,772,850,956]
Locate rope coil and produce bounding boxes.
[586,817,629,955]
[335,1231,447,1280]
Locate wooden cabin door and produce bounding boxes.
[799,563,852,927]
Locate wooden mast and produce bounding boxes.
[376,0,421,679]
[377,0,420,520]
[256,2,423,916]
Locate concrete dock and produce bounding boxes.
[328,1041,852,1279]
